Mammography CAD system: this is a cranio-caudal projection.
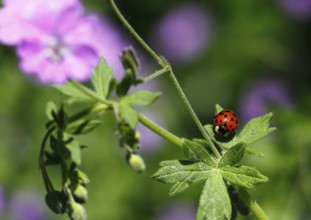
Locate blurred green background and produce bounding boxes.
[1,0,311,219]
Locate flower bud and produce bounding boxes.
[67,200,87,220]
[127,153,146,173]
[72,184,88,203]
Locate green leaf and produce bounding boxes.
[238,113,276,144]
[215,104,224,114]
[218,142,245,167]
[152,160,212,196]
[183,139,214,165]
[220,165,268,189]
[245,147,265,158]
[116,69,132,97]
[54,82,93,103]
[217,113,275,149]
[120,47,139,74]
[91,58,113,98]
[63,136,82,165]
[45,191,66,214]
[44,151,61,165]
[66,119,102,135]
[122,90,161,106]
[119,102,138,128]
[197,169,231,220]
[203,124,217,142]
[45,101,57,120]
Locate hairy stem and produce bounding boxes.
[39,126,56,192]
[108,0,165,66]
[250,200,269,220]
[138,113,183,148]
[143,67,169,83]
[167,70,221,158]
[239,188,269,220]
[108,0,221,158]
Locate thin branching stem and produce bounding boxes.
[167,70,221,158]
[108,0,221,159]
[108,1,270,219]
[143,67,169,83]
[108,0,165,66]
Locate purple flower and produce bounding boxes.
[151,3,212,64]
[156,201,196,220]
[238,79,292,123]
[0,0,127,83]
[276,0,311,20]
[8,191,46,220]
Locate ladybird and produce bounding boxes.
[213,110,239,137]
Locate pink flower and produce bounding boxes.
[0,0,127,84]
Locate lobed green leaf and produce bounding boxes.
[54,82,94,103]
[45,191,66,214]
[91,58,113,98]
[119,102,138,128]
[66,119,102,135]
[215,104,224,114]
[218,142,245,167]
[220,165,268,189]
[196,169,231,220]
[152,160,212,196]
[222,113,276,149]
[239,113,276,144]
[63,135,82,165]
[121,90,161,106]
[203,124,217,143]
[45,101,57,120]
[182,139,214,165]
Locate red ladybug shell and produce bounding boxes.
[213,110,238,137]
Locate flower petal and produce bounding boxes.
[39,61,68,84]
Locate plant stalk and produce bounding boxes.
[239,188,269,220]
[108,0,165,66]
[138,113,183,148]
[167,70,221,158]
[143,67,169,83]
[108,0,221,158]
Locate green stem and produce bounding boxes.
[167,71,221,158]
[108,0,165,66]
[143,67,169,83]
[138,113,183,148]
[39,126,56,192]
[108,0,221,159]
[239,188,269,220]
[250,200,269,220]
